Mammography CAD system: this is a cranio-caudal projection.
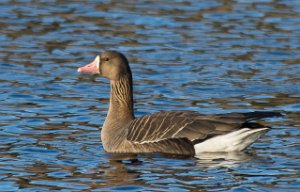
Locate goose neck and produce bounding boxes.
[108,75,135,122]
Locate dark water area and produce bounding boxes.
[0,0,300,191]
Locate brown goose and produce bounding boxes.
[77,51,282,156]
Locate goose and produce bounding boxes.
[77,51,282,156]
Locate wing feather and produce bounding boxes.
[126,111,281,145]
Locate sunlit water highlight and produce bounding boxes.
[0,1,299,191]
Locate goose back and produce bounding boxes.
[126,111,281,145]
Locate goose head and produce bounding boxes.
[78,51,131,81]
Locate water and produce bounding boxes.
[0,0,299,191]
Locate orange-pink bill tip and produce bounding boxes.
[77,55,100,74]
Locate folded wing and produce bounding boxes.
[126,111,281,145]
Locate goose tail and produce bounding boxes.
[194,128,269,153]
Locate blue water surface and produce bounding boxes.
[0,0,299,191]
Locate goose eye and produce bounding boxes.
[104,57,109,61]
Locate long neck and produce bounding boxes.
[103,74,135,132]
[110,75,135,120]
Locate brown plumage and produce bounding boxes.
[127,111,279,144]
[77,51,282,156]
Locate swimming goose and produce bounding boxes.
[77,51,282,156]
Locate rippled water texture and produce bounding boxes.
[1,0,300,191]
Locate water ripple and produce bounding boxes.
[0,0,299,191]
